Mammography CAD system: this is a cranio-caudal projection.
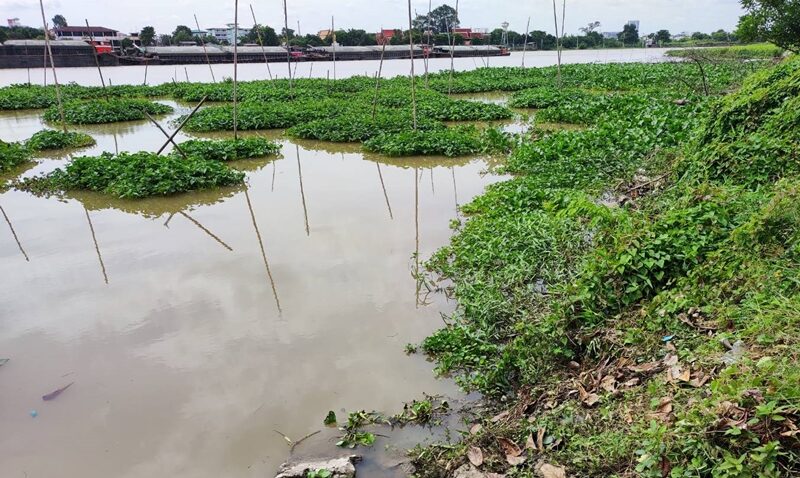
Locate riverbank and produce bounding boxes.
[409,56,800,476]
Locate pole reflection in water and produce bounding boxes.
[451,166,460,218]
[244,184,282,315]
[178,211,234,252]
[414,167,420,307]
[1,204,30,262]
[296,145,310,236]
[376,162,393,220]
[84,206,108,284]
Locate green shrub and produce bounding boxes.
[0,140,31,172]
[18,152,244,198]
[288,111,443,142]
[176,138,281,161]
[26,129,95,151]
[44,99,173,124]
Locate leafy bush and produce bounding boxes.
[26,129,95,151]
[666,43,785,59]
[18,152,244,198]
[0,140,30,172]
[182,99,349,132]
[176,138,281,161]
[44,99,173,124]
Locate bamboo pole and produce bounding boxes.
[233,0,239,142]
[296,144,309,236]
[407,0,417,130]
[146,112,188,159]
[283,0,293,93]
[522,17,531,67]
[143,58,149,85]
[156,96,207,154]
[249,5,273,80]
[371,41,387,120]
[0,204,29,262]
[244,185,282,314]
[331,16,337,80]
[552,0,562,87]
[451,166,459,218]
[184,67,189,82]
[414,168,420,307]
[84,19,107,91]
[195,14,217,82]
[38,2,66,132]
[447,0,460,95]
[422,1,432,87]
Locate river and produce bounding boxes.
[0,49,664,478]
[0,49,669,86]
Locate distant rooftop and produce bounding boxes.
[54,26,119,33]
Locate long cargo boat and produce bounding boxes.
[0,40,510,69]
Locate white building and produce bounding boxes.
[206,24,244,44]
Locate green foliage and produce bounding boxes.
[25,129,95,151]
[18,152,244,198]
[44,99,173,124]
[666,43,784,59]
[740,0,800,52]
[364,126,487,157]
[176,138,281,161]
[335,411,383,449]
[0,140,30,173]
[306,470,332,478]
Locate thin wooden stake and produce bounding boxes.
[414,168,420,307]
[233,0,239,141]
[331,16,337,80]
[1,204,30,261]
[424,0,432,87]
[249,5,273,80]
[143,58,149,85]
[156,96,207,154]
[371,41,387,120]
[407,0,417,130]
[451,166,459,217]
[84,19,107,92]
[552,0,563,87]
[522,16,531,68]
[195,14,217,83]
[447,0,460,96]
[38,2,66,132]
[283,0,293,94]
[146,112,188,159]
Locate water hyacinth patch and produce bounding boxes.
[0,140,31,173]
[288,111,443,143]
[17,152,244,199]
[26,129,96,151]
[176,138,281,161]
[44,99,173,124]
[364,126,509,157]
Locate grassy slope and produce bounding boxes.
[413,57,800,477]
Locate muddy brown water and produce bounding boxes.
[0,49,669,87]
[0,99,511,477]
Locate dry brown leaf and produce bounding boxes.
[506,454,526,466]
[583,393,601,407]
[623,378,640,388]
[600,375,617,393]
[497,437,522,457]
[491,411,510,423]
[486,474,506,478]
[467,446,484,467]
[678,368,691,382]
[663,354,679,367]
[657,397,673,414]
[536,427,545,451]
[539,463,567,478]
[525,434,536,450]
[628,361,660,373]
[470,423,483,435]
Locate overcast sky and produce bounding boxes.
[4,0,744,36]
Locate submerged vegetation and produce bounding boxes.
[176,137,281,161]
[411,55,800,477]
